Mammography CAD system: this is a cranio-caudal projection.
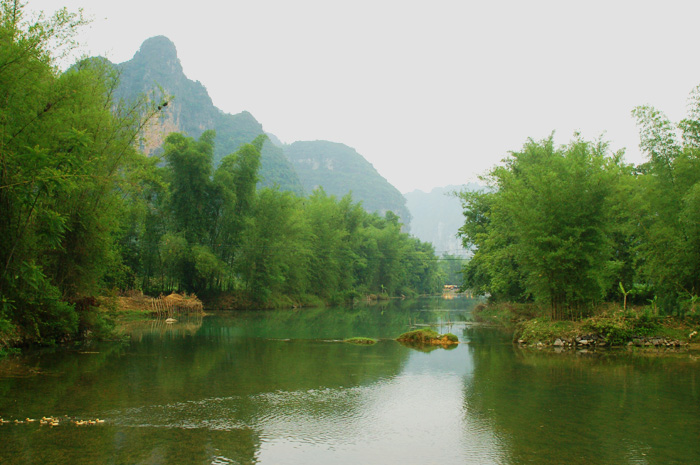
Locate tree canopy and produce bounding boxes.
[459,88,700,318]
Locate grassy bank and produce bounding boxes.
[473,303,700,348]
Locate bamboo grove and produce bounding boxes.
[458,95,700,318]
[0,3,441,345]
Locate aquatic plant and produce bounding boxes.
[344,337,378,345]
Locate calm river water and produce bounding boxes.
[0,297,698,464]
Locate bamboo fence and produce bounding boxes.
[150,293,204,319]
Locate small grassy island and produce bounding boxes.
[396,329,459,347]
[344,337,378,345]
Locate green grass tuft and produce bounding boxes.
[344,337,378,345]
[396,328,459,346]
[396,328,440,343]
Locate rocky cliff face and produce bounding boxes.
[113,36,303,194]
[112,36,415,217]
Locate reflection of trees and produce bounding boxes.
[205,297,480,340]
[123,313,205,342]
[464,341,700,464]
[0,302,437,465]
[0,424,260,465]
[0,298,488,465]
[397,341,458,353]
[0,342,127,417]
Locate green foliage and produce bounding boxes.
[516,318,578,344]
[582,311,660,345]
[443,333,459,343]
[284,141,411,223]
[629,91,700,314]
[458,135,621,317]
[396,328,440,342]
[237,188,310,304]
[77,304,116,341]
[164,131,215,243]
[0,1,158,344]
[13,262,78,343]
[438,254,466,286]
[304,189,352,298]
[120,132,440,306]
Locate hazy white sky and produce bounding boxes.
[26,0,700,193]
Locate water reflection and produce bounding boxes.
[464,334,700,464]
[253,343,503,465]
[1,297,697,464]
[0,299,488,465]
[124,314,205,341]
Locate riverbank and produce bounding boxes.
[472,303,700,349]
[193,290,410,311]
[110,290,402,321]
[111,291,204,320]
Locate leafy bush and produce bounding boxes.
[77,302,115,341]
[584,315,632,345]
[632,311,660,335]
[516,318,577,344]
[12,270,79,344]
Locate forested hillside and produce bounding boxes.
[285,140,411,224]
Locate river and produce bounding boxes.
[0,297,698,464]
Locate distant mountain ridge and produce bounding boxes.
[404,184,483,257]
[112,35,409,220]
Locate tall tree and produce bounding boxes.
[163,130,216,244]
[237,188,310,304]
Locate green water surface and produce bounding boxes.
[0,297,698,464]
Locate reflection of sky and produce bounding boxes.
[254,344,505,465]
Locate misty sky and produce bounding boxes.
[27,0,700,193]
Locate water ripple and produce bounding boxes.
[100,376,505,464]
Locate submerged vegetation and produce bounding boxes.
[0,1,443,349]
